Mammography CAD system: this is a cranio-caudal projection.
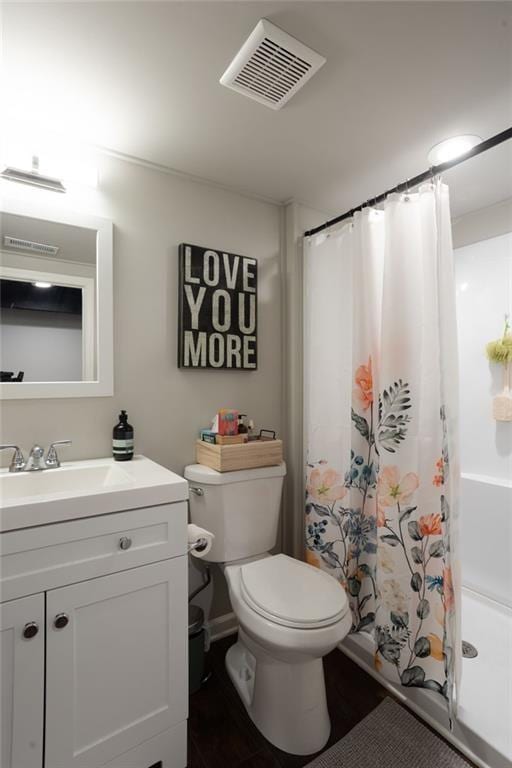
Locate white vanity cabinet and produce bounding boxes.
[0,494,188,768]
[1,594,45,768]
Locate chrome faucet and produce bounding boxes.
[44,441,72,469]
[0,441,72,473]
[25,445,46,472]
[0,445,26,472]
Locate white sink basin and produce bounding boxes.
[1,463,133,501]
[0,455,188,532]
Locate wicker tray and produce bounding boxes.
[195,438,283,472]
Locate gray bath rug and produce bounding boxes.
[306,698,471,768]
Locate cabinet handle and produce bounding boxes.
[23,622,39,639]
[119,536,132,551]
[54,613,69,629]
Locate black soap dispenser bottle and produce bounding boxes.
[113,410,134,461]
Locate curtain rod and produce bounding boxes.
[304,126,512,238]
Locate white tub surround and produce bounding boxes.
[0,456,188,768]
[455,231,512,481]
[460,473,512,608]
[340,586,512,768]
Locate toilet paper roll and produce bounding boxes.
[187,523,214,559]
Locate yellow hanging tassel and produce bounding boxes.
[486,315,512,422]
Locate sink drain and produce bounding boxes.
[462,641,478,658]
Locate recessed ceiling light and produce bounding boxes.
[33,281,53,289]
[428,135,482,166]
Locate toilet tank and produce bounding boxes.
[184,463,286,563]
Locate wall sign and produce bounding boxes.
[178,243,257,369]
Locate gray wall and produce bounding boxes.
[452,197,512,248]
[281,201,329,560]
[0,153,283,620]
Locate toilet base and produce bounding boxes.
[225,627,331,756]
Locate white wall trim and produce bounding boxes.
[96,144,282,208]
[207,612,238,642]
[281,197,338,219]
[452,195,512,227]
[0,197,113,399]
[452,196,512,248]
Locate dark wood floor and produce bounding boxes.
[188,633,388,768]
[188,633,475,768]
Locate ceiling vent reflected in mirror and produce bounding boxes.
[3,235,60,256]
[220,19,326,110]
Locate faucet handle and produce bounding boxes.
[46,440,72,469]
[0,445,26,473]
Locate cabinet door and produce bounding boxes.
[1,594,45,768]
[45,558,187,768]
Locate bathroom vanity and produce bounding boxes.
[0,455,188,768]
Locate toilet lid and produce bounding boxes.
[240,554,349,629]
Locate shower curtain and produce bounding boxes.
[304,182,461,715]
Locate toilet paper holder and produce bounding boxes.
[188,537,209,554]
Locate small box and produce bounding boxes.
[200,430,217,444]
[196,439,283,472]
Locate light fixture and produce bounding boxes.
[428,135,482,166]
[33,281,53,289]
[2,129,99,191]
[0,155,66,193]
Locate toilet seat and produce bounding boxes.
[240,554,349,629]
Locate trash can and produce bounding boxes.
[188,604,206,695]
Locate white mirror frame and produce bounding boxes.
[0,197,113,399]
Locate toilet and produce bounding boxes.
[185,462,352,755]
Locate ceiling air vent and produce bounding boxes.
[3,235,60,256]
[220,19,326,110]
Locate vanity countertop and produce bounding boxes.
[0,455,189,533]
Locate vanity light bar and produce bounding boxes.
[3,235,60,256]
[0,165,66,193]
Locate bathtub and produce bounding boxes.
[460,473,512,608]
[339,472,512,768]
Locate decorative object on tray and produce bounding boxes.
[218,408,238,435]
[486,315,512,421]
[178,243,257,369]
[196,409,281,471]
[258,429,276,441]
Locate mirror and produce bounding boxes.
[0,199,112,398]
[1,213,97,383]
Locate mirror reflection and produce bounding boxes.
[0,213,97,383]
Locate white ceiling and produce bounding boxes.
[2,1,512,217]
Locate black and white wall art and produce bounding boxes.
[178,243,258,369]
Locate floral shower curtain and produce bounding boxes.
[304,182,461,716]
